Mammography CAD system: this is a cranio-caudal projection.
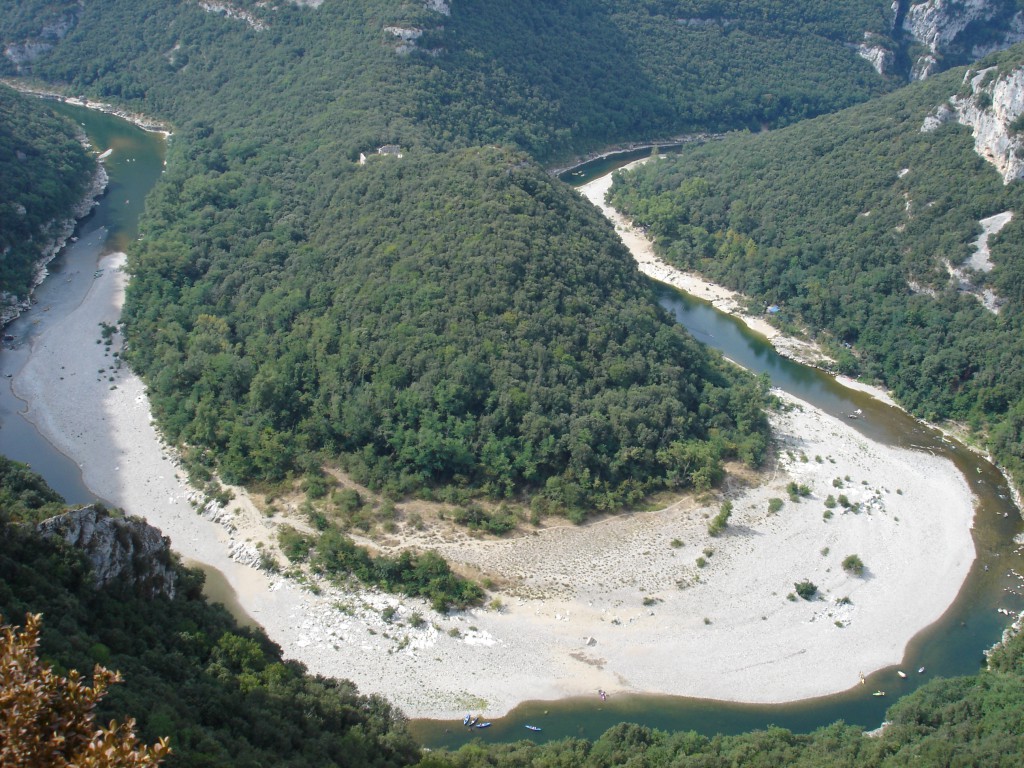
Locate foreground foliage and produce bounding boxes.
[0,613,170,768]
[0,462,420,768]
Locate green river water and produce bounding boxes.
[0,110,1021,749]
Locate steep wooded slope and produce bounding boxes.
[609,46,1024,484]
[0,455,421,767]
[0,85,94,307]
[126,146,769,508]
[0,0,805,508]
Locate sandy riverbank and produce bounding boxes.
[576,161,903,408]
[12,245,977,720]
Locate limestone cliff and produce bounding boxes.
[2,3,80,71]
[858,32,897,75]
[922,63,1024,184]
[37,506,178,599]
[901,0,1024,79]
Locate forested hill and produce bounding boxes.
[2,1,898,159]
[5,0,906,510]
[608,44,1024,485]
[0,85,94,306]
[126,145,769,509]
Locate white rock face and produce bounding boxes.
[4,41,54,66]
[858,40,895,76]
[37,507,178,599]
[198,1,267,31]
[425,0,451,15]
[904,0,995,52]
[911,53,940,81]
[948,66,1024,184]
[903,1,1021,80]
[920,102,955,132]
[972,12,1024,59]
[384,26,424,55]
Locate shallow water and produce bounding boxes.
[0,101,164,503]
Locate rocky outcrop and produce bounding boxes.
[923,64,1024,184]
[197,1,267,31]
[858,33,896,75]
[385,26,424,55]
[2,4,80,71]
[901,1,1024,80]
[37,506,177,599]
[972,11,1024,59]
[383,0,450,54]
[904,1,993,54]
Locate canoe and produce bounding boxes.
[525,725,542,731]
[476,722,492,728]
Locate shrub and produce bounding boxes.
[336,488,363,513]
[786,482,811,502]
[278,526,313,563]
[768,497,783,514]
[708,500,733,537]
[842,554,865,576]
[794,580,818,600]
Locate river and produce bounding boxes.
[2,109,1022,748]
[408,151,1024,748]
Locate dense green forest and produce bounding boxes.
[2,1,896,158]
[128,145,770,509]
[3,457,1024,766]
[609,46,1024,485]
[0,84,94,303]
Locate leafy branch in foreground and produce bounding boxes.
[0,612,170,768]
